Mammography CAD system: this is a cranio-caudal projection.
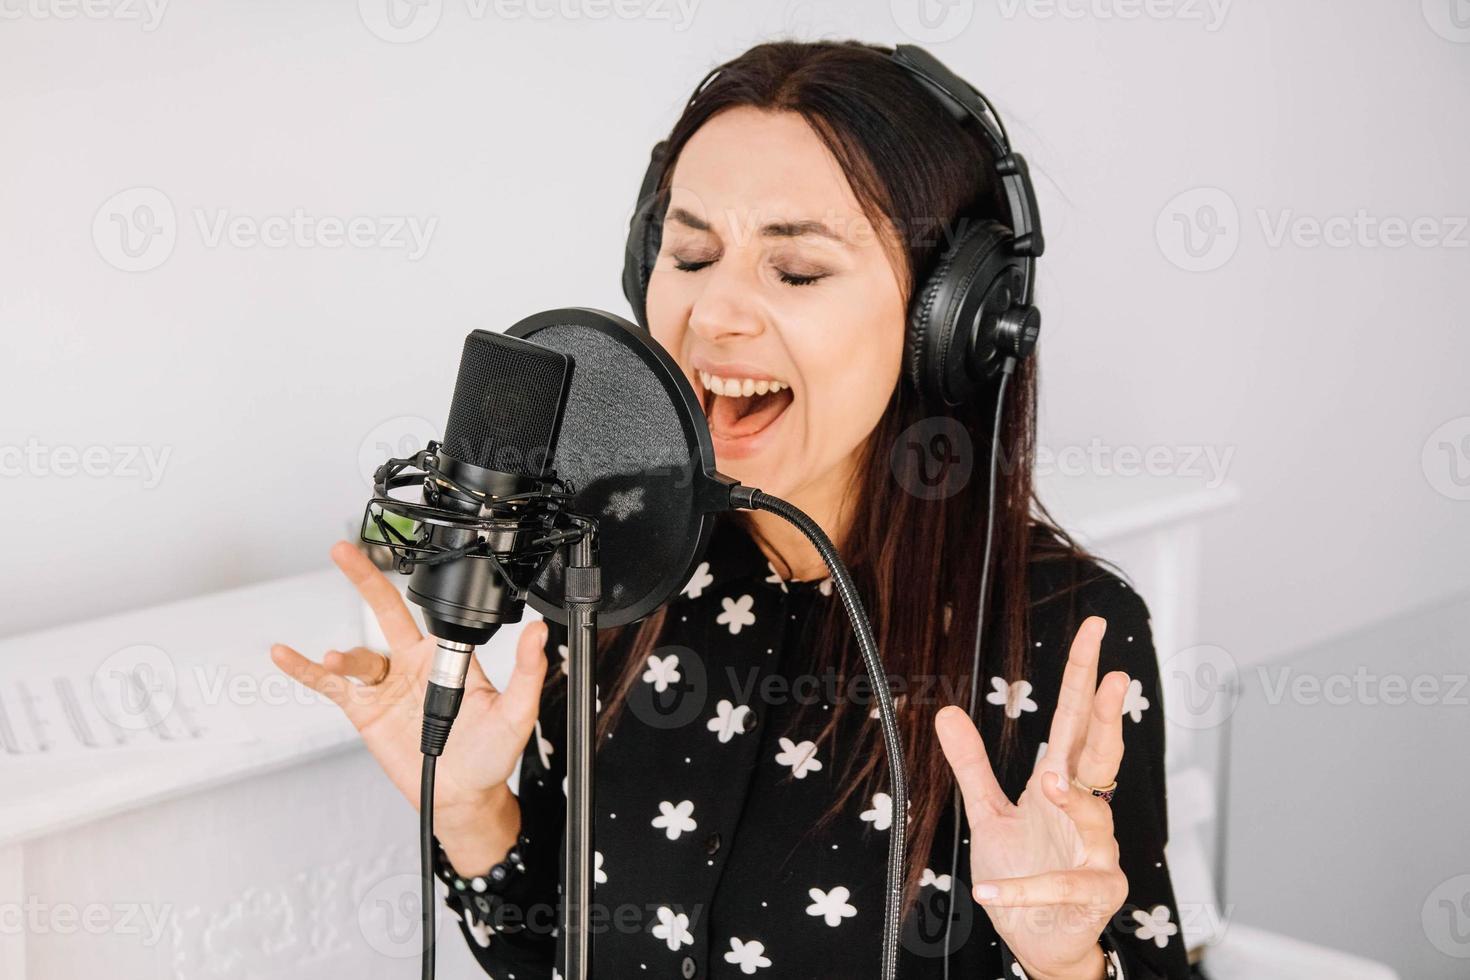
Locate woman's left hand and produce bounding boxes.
[935,615,1129,980]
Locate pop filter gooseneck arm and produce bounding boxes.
[728,485,909,980]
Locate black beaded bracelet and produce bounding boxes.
[431,834,531,925]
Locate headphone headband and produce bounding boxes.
[889,44,1045,266]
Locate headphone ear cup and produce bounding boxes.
[622,141,671,331]
[632,209,663,330]
[905,220,1015,406]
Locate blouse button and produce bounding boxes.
[680,954,697,978]
[704,832,722,856]
[740,710,758,732]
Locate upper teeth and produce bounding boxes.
[699,371,787,397]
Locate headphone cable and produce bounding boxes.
[942,355,1015,977]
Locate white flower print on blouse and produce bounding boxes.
[817,576,833,596]
[764,561,788,593]
[724,937,773,974]
[1122,677,1151,723]
[557,642,569,676]
[986,676,1039,719]
[717,594,757,635]
[652,906,694,951]
[859,792,892,831]
[651,800,698,840]
[1131,904,1179,948]
[707,699,752,743]
[682,561,713,599]
[775,736,823,779]
[462,907,493,947]
[594,850,607,885]
[642,653,681,693]
[805,886,858,927]
[919,867,952,892]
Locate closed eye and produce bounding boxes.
[672,256,828,287]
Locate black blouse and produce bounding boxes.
[434,515,1190,979]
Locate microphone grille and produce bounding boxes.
[442,329,573,479]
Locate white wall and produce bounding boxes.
[1,4,1465,695]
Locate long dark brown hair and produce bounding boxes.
[588,40,1112,914]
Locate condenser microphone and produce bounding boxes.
[362,328,574,755]
[415,329,572,752]
[409,329,573,647]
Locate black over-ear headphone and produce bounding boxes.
[620,43,1045,408]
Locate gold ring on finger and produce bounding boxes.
[366,652,391,686]
[1072,775,1117,803]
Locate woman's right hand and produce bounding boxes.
[269,540,550,857]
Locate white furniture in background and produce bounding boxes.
[0,570,507,979]
[2,473,1390,979]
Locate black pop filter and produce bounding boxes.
[505,308,733,627]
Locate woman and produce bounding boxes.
[272,40,1188,980]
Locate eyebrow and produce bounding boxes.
[666,206,848,245]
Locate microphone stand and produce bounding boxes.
[562,529,600,980]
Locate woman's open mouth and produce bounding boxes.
[697,368,795,458]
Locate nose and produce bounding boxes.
[686,255,765,345]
